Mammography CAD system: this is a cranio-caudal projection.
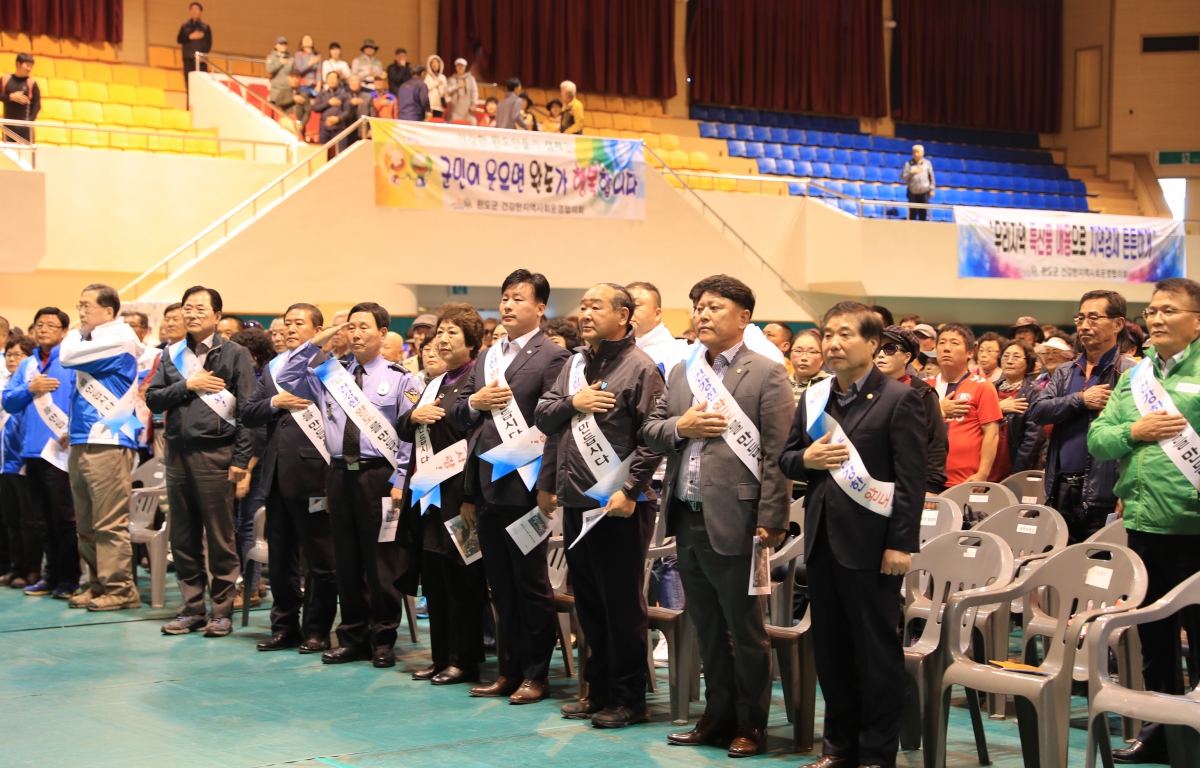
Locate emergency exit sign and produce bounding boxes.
[451,286,469,295]
[1158,151,1200,165]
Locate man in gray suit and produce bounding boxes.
[643,274,795,757]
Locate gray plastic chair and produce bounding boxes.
[900,531,1014,768]
[1001,470,1046,506]
[130,455,165,489]
[940,482,1018,527]
[128,487,169,608]
[546,518,584,689]
[645,539,701,725]
[241,506,268,627]
[767,530,815,751]
[936,542,1148,768]
[920,496,964,550]
[1086,519,1128,547]
[1085,570,1200,768]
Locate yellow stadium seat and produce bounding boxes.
[73,101,105,123]
[46,79,79,100]
[108,83,137,104]
[150,134,184,153]
[631,116,653,132]
[623,98,644,115]
[668,149,690,169]
[604,96,626,113]
[659,133,680,151]
[68,123,107,148]
[112,65,141,86]
[36,59,55,77]
[643,99,664,117]
[220,150,246,161]
[600,128,621,139]
[40,99,74,122]
[36,125,70,145]
[30,35,61,57]
[186,138,219,155]
[162,110,191,130]
[133,106,164,129]
[590,112,613,130]
[148,46,177,70]
[665,174,683,189]
[32,76,48,95]
[1,32,33,52]
[91,42,119,62]
[83,62,113,83]
[612,113,633,130]
[165,71,186,92]
[692,175,714,190]
[525,87,545,106]
[136,86,165,107]
[641,134,661,149]
[0,53,16,73]
[139,68,167,89]
[59,39,95,60]
[716,177,737,192]
[644,148,662,168]
[78,81,109,101]
[102,103,134,126]
[619,130,639,141]
[689,151,710,170]
[53,59,84,81]
[102,125,147,150]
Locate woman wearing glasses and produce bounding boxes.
[874,325,947,494]
[988,339,1046,482]
[788,329,829,402]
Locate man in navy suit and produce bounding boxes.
[450,269,571,705]
[779,301,926,768]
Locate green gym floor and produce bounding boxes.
[0,572,1107,767]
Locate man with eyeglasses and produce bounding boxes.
[2,307,79,599]
[58,285,144,611]
[1028,290,1133,544]
[146,286,257,637]
[1089,277,1200,764]
[875,326,947,494]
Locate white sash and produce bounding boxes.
[684,345,762,480]
[478,340,546,491]
[268,353,331,464]
[567,353,633,506]
[408,373,468,513]
[804,376,894,517]
[1130,357,1200,491]
[33,393,69,439]
[169,340,236,425]
[76,371,140,441]
[315,357,401,468]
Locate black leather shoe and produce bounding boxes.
[667,714,738,746]
[256,632,302,652]
[808,756,854,768]
[591,704,650,729]
[321,645,370,664]
[298,637,330,654]
[372,647,396,668]
[431,666,480,685]
[412,663,444,680]
[561,696,607,720]
[1112,741,1169,764]
[727,723,764,757]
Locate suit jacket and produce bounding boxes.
[779,366,926,570]
[449,330,571,507]
[641,346,795,556]
[242,350,330,500]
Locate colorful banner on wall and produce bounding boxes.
[956,206,1186,282]
[372,120,645,220]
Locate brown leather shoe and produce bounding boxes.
[727,723,764,758]
[667,714,738,746]
[508,678,550,704]
[469,676,521,698]
[807,755,854,768]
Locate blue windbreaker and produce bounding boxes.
[2,345,76,459]
[59,319,144,448]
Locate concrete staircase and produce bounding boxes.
[1067,166,1140,215]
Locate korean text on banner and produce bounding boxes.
[372,120,645,220]
[955,206,1186,283]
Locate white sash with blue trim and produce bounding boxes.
[1130,357,1200,491]
[76,371,140,441]
[408,373,468,513]
[315,357,401,469]
[567,353,633,507]
[684,345,762,480]
[268,353,330,464]
[804,376,894,517]
[169,340,236,425]
[478,340,545,491]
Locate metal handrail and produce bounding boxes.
[120,118,369,301]
[0,124,36,169]
[196,52,295,128]
[645,144,819,319]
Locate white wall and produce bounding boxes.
[188,72,300,164]
[0,168,45,273]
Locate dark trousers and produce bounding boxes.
[1126,530,1200,750]
[476,499,557,681]
[266,478,339,639]
[807,524,906,767]
[326,462,404,650]
[0,473,40,576]
[422,549,487,670]
[2,126,31,143]
[166,444,240,619]
[25,458,79,587]
[1047,474,1112,545]
[564,503,655,707]
[907,190,929,220]
[675,505,772,730]
[182,58,207,94]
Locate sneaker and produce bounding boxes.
[162,614,208,635]
[204,617,232,637]
[653,635,670,668]
[52,583,83,600]
[87,590,142,612]
[68,588,101,609]
[24,579,54,596]
[416,596,428,618]
[232,585,261,610]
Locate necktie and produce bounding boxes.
[342,365,363,464]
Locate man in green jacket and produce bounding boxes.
[1088,276,1200,764]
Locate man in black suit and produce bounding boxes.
[779,301,926,768]
[450,269,571,705]
[242,303,339,654]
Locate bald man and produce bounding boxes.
[381,332,406,364]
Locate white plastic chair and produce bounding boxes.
[128,487,169,608]
[940,482,1018,527]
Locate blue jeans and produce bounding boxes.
[653,555,685,610]
[234,464,265,593]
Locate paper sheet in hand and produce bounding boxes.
[309,497,327,513]
[568,508,606,550]
[505,507,552,555]
[445,515,483,565]
[748,535,771,596]
[378,498,400,543]
[40,438,70,472]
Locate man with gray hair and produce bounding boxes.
[900,144,935,221]
[559,80,584,135]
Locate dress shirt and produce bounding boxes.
[189,332,216,368]
[675,340,744,503]
[468,326,541,418]
[833,367,874,408]
[1159,347,1187,377]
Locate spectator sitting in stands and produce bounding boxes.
[396,64,430,122]
[276,72,313,139]
[425,56,448,119]
[542,99,563,132]
[293,35,321,89]
[544,318,581,351]
[313,72,351,144]
[266,37,293,107]
[515,93,538,131]
[387,48,412,97]
[320,42,350,89]
[496,77,522,129]
[559,80,584,135]
[373,85,397,120]
[352,39,383,92]
[344,74,377,144]
[446,58,477,124]
[479,97,498,127]
[2,53,41,143]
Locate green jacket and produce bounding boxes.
[1088,340,1200,535]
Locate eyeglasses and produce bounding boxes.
[875,343,903,357]
[792,349,821,359]
[1073,313,1119,326]
[76,302,102,313]
[181,305,211,317]
[1142,307,1200,320]
[33,322,62,331]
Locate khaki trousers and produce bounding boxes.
[69,444,135,597]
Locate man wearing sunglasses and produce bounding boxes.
[1028,290,1133,544]
[874,326,947,494]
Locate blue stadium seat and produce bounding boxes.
[864,165,883,182]
[867,151,886,166]
[944,157,966,172]
[799,146,817,162]
[1051,179,1070,194]
[759,112,777,127]
[735,124,754,141]
[794,160,813,176]
[841,199,859,215]
[1013,193,1031,208]
[776,159,795,175]
[861,184,879,200]
[944,171,961,186]
[1045,194,1062,210]
[746,142,766,158]
[833,149,853,164]
[716,123,737,140]
[998,162,1015,176]
[842,182,862,199]
[829,164,849,180]
[1027,177,1044,193]
[882,166,901,183]
[997,192,1014,207]
[1073,196,1090,212]
[823,181,845,195]
[982,175,1000,189]
[743,109,761,125]
[770,127,790,144]
[752,126,772,142]
[979,161,998,174]
[863,204,883,219]
[938,189,957,205]
[787,128,807,145]
[727,140,747,158]
[776,113,796,129]
[883,153,906,167]
[960,190,982,206]
[765,143,783,159]
[726,109,745,124]
[816,147,836,163]
[1030,194,1046,209]
[932,209,954,223]
[788,183,806,196]
[698,123,718,139]
[812,162,832,178]
[849,150,869,165]
[807,130,826,146]
[707,108,727,122]
[850,134,871,150]
[1071,180,1088,195]
[690,106,709,121]
[889,185,907,201]
[847,165,866,181]
[782,145,801,161]
[756,157,777,174]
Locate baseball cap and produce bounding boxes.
[912,323,936,340]
[412,313,438,330]
[454,58,468,66]
[275,36,288,44]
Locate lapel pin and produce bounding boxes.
[736,368,742,374]
[867,393,874,400]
